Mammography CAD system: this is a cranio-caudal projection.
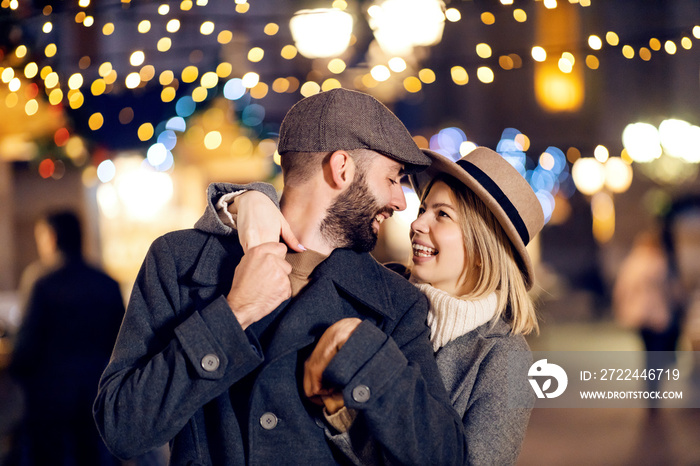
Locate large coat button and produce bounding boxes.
[352,385,371,403]
[260,412,278,430]
[201,354,220,372]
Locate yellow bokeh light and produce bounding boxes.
[5,93,18,109]
[418,68,436,84]
[606,31,619,46]
[531,46,547,62]
[481,12,495,25]
[321,78,341,92]
[45,43,57,58]
[588,35,602,50]
[8,77,20,92]
[138,123,154,141]
[264,23,279,35]
[248,47,264,62]
[664,40,677,54]
[328,58,347,74]
[40,66,52,80]
[477,66,494,83]
[370,65,391,82]
[388,57,407,73]
[649,38,661,51]
[585,55,599,69]
[157,37,172,52]
[300,81,321,97]
[24,99,39,116]
[48,88,63,105]
[476,43,492,59]
[138,20,151,33]
[103,22,114,35]
[403,76,422,93]
[167,19,181,33]
[216,62,232,78]
[445,8,461,22]
[140,65,155,82]
[242,72,260,88]
[513,9,527,22]
[250,82,269,99]
[281,45,298,60]
[69,91,84,109]
[201,71,218,88]
[182,66,199,83]
[125,72,141,89]
[192,86,208,102]
[272,78,290,93]
[44,71,59,88]
[91,78,106,95]
[130,51,145,66]
[200,21,215,35]
[639,47,651,61]
[24,62,38,79]
[621,45,634,59]
[104,70,117,85]
[68,73,84,89]
[218,30,233,44]
[160,70,174,85]
[451,66,468,85]
[204,131,222,150]
[161,87,176,102]
[99,62,113,77]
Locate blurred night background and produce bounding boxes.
[1,0,700,464]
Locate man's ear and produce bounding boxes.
[327,150,355,189]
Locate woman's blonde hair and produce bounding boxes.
[423,174,539,335]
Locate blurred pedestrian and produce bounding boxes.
[4,209,125,466]
[613,227,684,403]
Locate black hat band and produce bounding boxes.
[456,159,531,245]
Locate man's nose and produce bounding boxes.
[390,185,407,211]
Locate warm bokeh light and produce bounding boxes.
[290,8,353,58]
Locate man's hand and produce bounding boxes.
[304,318,362,404]
[233,191,304,253]
[227,242,292,330]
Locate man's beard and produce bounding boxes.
[320,172,393,253]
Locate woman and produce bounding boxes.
[211,146,544,464]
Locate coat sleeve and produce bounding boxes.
[194,182,279,235]
[93,234,263,459]
[461,340,533,466]
[323,296,468,465]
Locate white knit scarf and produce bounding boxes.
[416,283,499,352]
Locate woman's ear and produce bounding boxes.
[327,150,355,189]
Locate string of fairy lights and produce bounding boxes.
[1,0,699,235]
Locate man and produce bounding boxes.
[9,210,124,465]
[94,89,466,464]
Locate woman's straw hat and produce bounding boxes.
[410,147,545,289]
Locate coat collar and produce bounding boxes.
[312,248,397,321]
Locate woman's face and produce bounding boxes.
[410,180,473,296]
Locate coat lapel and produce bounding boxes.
[265,249,398,360]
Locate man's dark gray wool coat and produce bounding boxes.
[93,183,466,465]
